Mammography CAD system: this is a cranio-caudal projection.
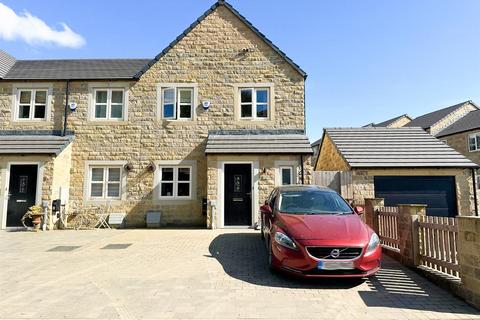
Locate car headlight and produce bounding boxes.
[366,233,380,253]
[274,232,297,250]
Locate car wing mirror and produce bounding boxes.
[260,204,272,214]
[354,206,364,215]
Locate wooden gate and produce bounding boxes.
[312,171,353,199]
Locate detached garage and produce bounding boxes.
[314,127,478,217]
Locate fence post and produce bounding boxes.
[397,204,426,267]
[364,198,384,233]
[457,216,480,309]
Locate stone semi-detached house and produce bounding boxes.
[0,0,313,230]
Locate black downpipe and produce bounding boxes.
[472,168,478,216]
[62,80,70,136]
[300,154,304,184]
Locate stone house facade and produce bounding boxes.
[0,1,312,229]
[315,128,477,217]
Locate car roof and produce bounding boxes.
[276,185,336,193]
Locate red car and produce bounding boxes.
[260,185,381,278]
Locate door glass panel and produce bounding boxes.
[233,175,242,192]
[18,176,28,193]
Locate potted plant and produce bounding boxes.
[21,205,44,231]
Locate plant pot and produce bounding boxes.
[31,214,42,231]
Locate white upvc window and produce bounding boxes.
[158,166,192,199]
[239,87,270,119]
[88,166,122,199]
[280,166,293,185]
[16,89,47,120]
[93,89,125,120]
[161,87,194,120]
[468,133,480,152]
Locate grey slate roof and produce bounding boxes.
[0,135,73,155]
[373,114,411,127]
[135,0,307,79]
[0,50,16,79]
[436,110,480,137]
[205,133,313,154]
[2,59,150,80]
[325,127,477,168]
[405,101,476,129]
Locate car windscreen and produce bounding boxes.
[278,190,353,215]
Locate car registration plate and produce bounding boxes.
[317,260,354,270]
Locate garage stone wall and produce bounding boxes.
[315,134,350,171]
[207,154,312,228]
[351,168,474,216]
[387,116,411,128]
[430,103,477,136]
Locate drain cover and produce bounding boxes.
[48,246,81,252]
[101,243,132,249]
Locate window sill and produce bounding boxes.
[163,120,196,125]
[87,120,129,125]
[12,120,51,124]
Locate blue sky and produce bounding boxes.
[1,0,480,142]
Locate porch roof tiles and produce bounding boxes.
[0,135,73,155]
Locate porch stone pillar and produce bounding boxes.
[457,216,480,309]
[364,198,384,233]
[397,204,426,267]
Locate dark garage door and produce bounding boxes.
[374,176,457,217]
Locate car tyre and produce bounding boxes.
[267,238,277,274]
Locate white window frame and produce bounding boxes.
[156,83,198,121]
[239,87,270,120]
[87,83,129,122]
[279,166,294,186]
[274,160,298,187]
[154,160,197,201]
[158,166,192,199]
[83,160,127,203]
[92,88,125,120]
[468,133,480,152]
[12,84,52,122]
[87,166,123,200]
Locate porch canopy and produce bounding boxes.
[205,130,313,154]
[0,134,73,155]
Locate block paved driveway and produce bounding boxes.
[0,229,478,320]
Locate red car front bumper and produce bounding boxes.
[271,240,382,278]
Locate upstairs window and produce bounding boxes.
[240,88,270,119]
[93,89,125,120]
[161,87,194,120]
[469,133,480,152]
[16,89,47,120]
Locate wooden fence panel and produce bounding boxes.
[418,215,459,278]
[376,206,400,252]
[312,171,353,199]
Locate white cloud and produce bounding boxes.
[0,2,85,48]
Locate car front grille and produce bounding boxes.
[306,247,362,260]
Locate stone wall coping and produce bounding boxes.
[457,215,480,220]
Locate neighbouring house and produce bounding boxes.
[362,114,412,128]
[404,100,478,136]
[314,127,478,217]
[0,0,313,230]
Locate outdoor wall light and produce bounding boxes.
[124,163,134,172]
[147,162,156,172]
